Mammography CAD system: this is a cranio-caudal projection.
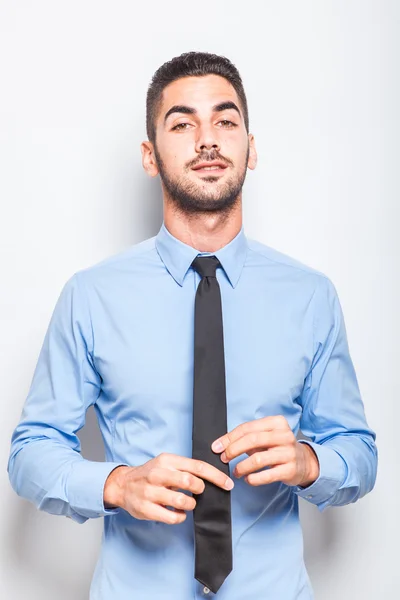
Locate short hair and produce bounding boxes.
[146,51,249,144]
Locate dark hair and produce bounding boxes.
[146,51,249,144]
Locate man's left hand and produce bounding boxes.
[211,416,320,488]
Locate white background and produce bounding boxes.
[0,1,398,598]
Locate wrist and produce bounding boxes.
[104,465,130,509]
[298,443,320,488]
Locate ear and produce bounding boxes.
[141,141,159,177]
[247,134,257,170]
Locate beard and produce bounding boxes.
[153,144,250,215]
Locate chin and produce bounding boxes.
[197,176,221,184]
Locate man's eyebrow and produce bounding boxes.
[164,105,196,123]
[163,101,242,124]
[212,101,241,117]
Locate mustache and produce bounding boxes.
[187,150,233,170]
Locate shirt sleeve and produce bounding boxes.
[7,272,127,524]
[292,275,378,512]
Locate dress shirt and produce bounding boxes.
[8,221,378,600]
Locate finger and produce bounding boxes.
[148,466,205,495]
[234,447,291,478]
[243,463,292,487]
[211,415,290,454]
[157,454,234,490]
[141,500,187,525]
[221,430,293,463]
[146,485,197,512]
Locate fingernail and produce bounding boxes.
[225,478,234,490]
[212,441,223,452]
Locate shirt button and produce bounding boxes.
[203,586,211,594]
[306,495,313,499]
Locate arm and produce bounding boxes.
[7,272,126,524]
[293,275,378,511]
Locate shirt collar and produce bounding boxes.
[155,221,248,288]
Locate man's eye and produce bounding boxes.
[218,120,237,128]
[171,123,190,131]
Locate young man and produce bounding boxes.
[8,52,377,599]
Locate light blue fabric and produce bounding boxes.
[8,221,377,599]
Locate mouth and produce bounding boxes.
[191,161,228,175]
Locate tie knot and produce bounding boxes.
[191,255,221,278]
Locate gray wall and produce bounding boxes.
[1,1,397,598]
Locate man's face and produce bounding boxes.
[142,74,257,214]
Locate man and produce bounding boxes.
[8,52,377,599]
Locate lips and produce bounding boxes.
[192,161,228,172]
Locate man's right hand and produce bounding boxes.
[103,453,235,525]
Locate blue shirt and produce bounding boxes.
[7,221,378,599]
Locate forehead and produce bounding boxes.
[160,74,240,114]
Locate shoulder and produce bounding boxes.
[73,235,158,284]
[246,236,340,305]
[246,237,331,280]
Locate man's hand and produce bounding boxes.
[103,453,235,525]
[211,416,320,488]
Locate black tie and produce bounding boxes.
[191,255,233,595]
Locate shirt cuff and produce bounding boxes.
[67,460,128,521]
[292,440,347,511]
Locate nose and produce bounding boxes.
[194,123,221,153]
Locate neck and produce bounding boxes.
[163,205,243,253]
